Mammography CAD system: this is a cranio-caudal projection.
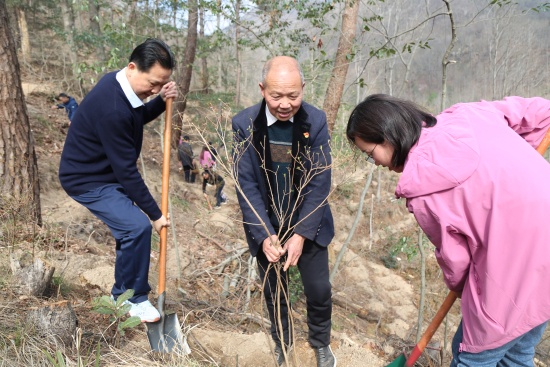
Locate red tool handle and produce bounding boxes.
[536,128,550,155]
[406,291,458,366]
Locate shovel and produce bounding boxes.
[386,291,458,367]
[387,129,550,367]
[146,98,191,354]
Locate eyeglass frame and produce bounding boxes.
[364,144,377,164]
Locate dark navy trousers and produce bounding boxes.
[256,238,332,349]
[71,184,152,303]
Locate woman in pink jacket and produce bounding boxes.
[347,94,550,367]
[199,145,215,170]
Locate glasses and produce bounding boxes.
[364,144,377,164]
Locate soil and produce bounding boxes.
[2,84,548,367]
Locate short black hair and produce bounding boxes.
[129,38,176,72]
[183,135,190,141]
[57,92,68,99]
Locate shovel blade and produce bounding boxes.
[385,354,406,367]
[146,313,190,354]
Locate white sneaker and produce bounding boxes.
[127,300,160,323]
[112,296,160,323]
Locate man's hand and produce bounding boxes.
[262,234,286,263]
[283,234,305,271]
[160,81,178,101]
[152,214,170,234]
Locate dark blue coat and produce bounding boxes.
[57,97,79,121]
[232,100,334,256]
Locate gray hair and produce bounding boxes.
[261,56,305,86]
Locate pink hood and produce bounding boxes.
[395,97,550,353]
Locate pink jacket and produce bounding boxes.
[395,97,550,353]
[200,150,214,169]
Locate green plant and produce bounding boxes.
[335,182,355,199]
[51,276,71,297]
[43,350,67,367]
[91,289,141,337]
[391,236,419,261]
[288,266,304,304]
[171,196,190,211]
[380,253,398,269]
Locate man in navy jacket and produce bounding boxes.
[232,56,336,367]
[51,92,79,123]
[59,39,177,323]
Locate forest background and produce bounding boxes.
[1,0,550,366]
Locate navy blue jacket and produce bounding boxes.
[59,71,165,220]
[56,97,79,121]
[232,100,334,256]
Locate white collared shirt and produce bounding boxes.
[116,68,144,108]
[265,107,294,126]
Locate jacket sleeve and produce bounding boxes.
[412,205,471,292]
[142,95,166,124]
[487,96,550,149]
[232,119,275,249]
[293,112,332,240]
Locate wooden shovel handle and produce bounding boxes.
[536,128,550,155]
[406,291,458,366]
[158,98,173,295]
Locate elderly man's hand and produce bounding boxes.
[262,234,286,263]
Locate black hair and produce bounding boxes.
[57,92,68,99]
[129,38,176,72]
[183,135,190,140]
[346,94,437,168]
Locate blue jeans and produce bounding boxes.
[451,320,548,367]
[71,184,153,303]
[215,182,225,206]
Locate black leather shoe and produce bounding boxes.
[315,345,336,367]
[274,344,292,366]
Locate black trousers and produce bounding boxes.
[256,238,332,348]
[182,164,196,183]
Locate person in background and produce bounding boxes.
[178,135,195,183]
[51,92,79,124]
[232,56,336,367]
[346,94,550,367]
[199,145,215,170]
[58,38,177,323]
[201,169,225,209]
[208,141,218,162]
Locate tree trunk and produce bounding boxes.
[59,0,79,90]
[11,256,55,296]
[17,8,30,61]
[199,6,209,93]
[175,0,198,146]
[0,1,42,226]
[88,0,105,62]
[440,0,456,111]
[28,301,78,346]
[217,0,222,90]
[234,0,241,107]
[322,0,360,134]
